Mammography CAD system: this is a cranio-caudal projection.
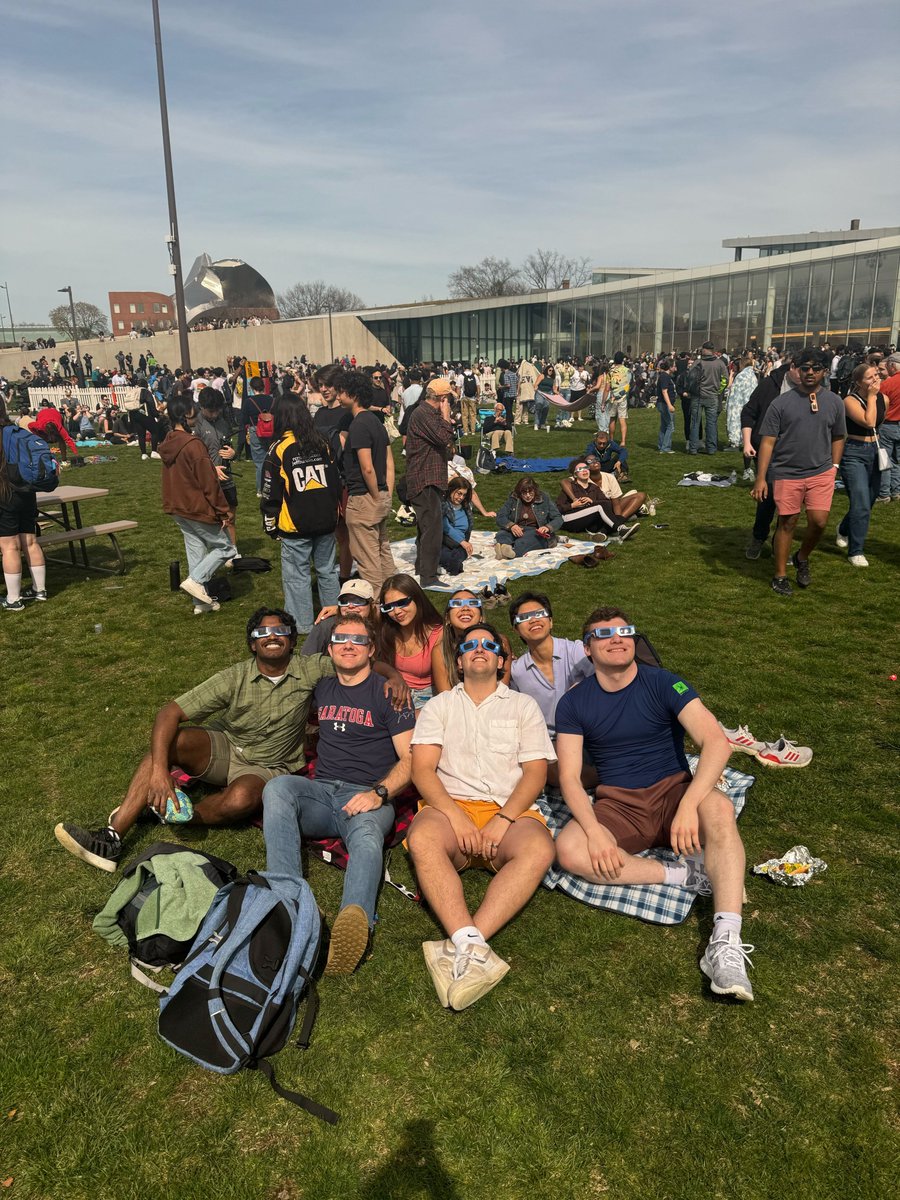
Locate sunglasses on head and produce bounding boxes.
[584,625,635,642]
[513,608,550,625]
[250,625,293,639]
[338,595,368,607]
[330,632,370,646]
[448,597,482,609]
[458,637,502,655]
[380,596,413,614]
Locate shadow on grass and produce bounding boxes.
[359,1118,461,1200]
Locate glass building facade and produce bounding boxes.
[361,238,900,364]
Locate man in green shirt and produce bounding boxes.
[55,607,407,872]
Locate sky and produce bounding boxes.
[3,0,899,326]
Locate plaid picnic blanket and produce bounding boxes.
[537,755,755,925]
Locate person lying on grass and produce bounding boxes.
[408,621,556,1012]
[553,606,756,1002]
[54,607,410,874]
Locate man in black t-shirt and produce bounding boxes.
[263,613,415,974]
[338,372,396,591]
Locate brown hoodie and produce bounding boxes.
[159,429,230,524]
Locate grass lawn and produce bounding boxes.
[1,407,897,1200]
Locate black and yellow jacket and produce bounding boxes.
[260,433,342,539]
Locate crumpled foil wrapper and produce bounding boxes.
[752,844,827,886]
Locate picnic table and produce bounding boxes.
[36,485,138,575]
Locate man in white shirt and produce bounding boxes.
[409,621,556,1011]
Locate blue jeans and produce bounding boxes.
[878,421,900,498]
[533,395,550,429]
[280,534,340,634]
[689,399,719,453]
[172,516,236,584]
[262,775,395,926]
[496,527,552,556]
[656,401,674,451]
[837,440,880,555]
[247,427,270,493]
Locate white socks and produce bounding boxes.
[663,861,688,887]
[31,565,47,592]
[450,926,487,951]
[713,912,742,941]
[4,572,21,602]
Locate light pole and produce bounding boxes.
[151,0,191,370]
[58,286,81,367]
[0,282,15,343]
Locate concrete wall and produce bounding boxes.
[0,313,399,379]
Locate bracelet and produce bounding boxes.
[496,813,515,824]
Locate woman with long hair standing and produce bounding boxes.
[836,361,886,567]
[261,393,342,632]
[377,573,443,708]
[0,398,49,610]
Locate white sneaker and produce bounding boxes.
[446,942,509,1011]
[719,722,765,756]
[193,600,221,614]
[848,554,868,567]
[756,737,813,768]
[150,451,161,460]
[141,454,149,461]
[422,939,455,1007]
[741,468,755,481]
[835,532,848,549]
[700,930,754,1001]
[180,577,214,605]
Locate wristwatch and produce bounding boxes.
[373,785,389,802]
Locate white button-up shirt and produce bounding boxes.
[412,682,556,808]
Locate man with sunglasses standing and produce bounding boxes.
[554,608,754,1001]
[263,613,416,974]
[409,622,556,1010]
[750,349,846,596]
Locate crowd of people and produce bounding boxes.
[0,331,885,1016]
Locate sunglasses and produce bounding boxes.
[513,608,550,625]
[330,633,370,646]
[250,625,292,639]
[458,637,503,655]
[797,364,825,372]
[573,464,590,473]
[584,625,636,642]
[338,595,368,607]
[448,597,482,608]
[380,596,414,614]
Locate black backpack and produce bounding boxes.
[463,373,479,397]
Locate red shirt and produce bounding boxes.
[880,374,900,422]
[29,407,76,451]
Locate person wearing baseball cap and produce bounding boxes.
[300,577,377,656]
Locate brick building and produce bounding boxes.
[108,291,174,335]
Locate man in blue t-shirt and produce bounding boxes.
[554,607,755,1001]
[262,612,416,975]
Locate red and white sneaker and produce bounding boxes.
[719,723,765,757]
[756,737,813,768]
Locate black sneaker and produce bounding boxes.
[791,551,811,589]
[20,587,48,602]
[54,822,122,872]
[771,576,793,597]
[617,522,640,541]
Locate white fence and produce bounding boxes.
[26,386,142,413]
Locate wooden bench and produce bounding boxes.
[38,520,139,575]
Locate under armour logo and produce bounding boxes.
[334,722,346,732]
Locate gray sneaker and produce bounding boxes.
[681,852,713,896]
[446,942,510,1011]
[700,930,755,1001]
[745,538,765,560]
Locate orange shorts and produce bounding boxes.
[772,468,836,516]
[410,798,547,873]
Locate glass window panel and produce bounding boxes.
[592,298,607,355]
[745,270,767,346]
[872,251,900,339]
[638,290,655,354]
[661,284,675,334]
[769,267,789,342]
[850,252,878,328]
[828,259,853,329]
[786,264,810,343]
[673,283,691,335]
[806,261,832,339]
[619,293,637,353]
[690,280,710,342]
[710,277,730,348]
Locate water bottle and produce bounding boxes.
[93,623,103,634]
[169,561,181,590]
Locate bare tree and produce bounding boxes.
[520,249,592,291]
[448,257,522,299]
[48,301,109,340]
[277,281,365,318]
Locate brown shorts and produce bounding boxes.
[592,770,691,854]
[189,727,287,788]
